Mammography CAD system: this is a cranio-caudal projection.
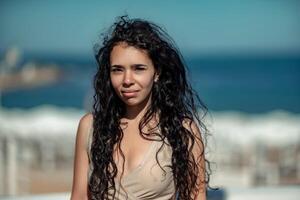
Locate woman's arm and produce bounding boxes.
[183,119,207,200]
[70,113,93,200]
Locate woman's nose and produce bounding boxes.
[123,70,134,85]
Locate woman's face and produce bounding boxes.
[109,42,158,107]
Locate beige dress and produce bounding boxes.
[86,125,176,200]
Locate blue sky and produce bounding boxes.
[0,0,299,56]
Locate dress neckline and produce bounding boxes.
[115,140,158,183]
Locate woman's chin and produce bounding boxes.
[123,97,148,107]
[124,99,140,106]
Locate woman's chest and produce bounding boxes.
[112,140,175,199]
[113,122,161,179]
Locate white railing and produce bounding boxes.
[0,193,70,200]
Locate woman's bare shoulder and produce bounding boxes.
[182,118,202,140]
[182,118,199,132]
[80,113,93,125]
[77,113,94,138]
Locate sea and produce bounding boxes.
[0,53,300,190]
[1,53,299,113]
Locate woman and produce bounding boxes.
[71,16,211,200]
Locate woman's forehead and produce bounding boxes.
[110,43,152,65]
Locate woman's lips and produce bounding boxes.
[122,90,139,97]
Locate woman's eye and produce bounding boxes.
[111,68,122,72]
[135,67,145,71]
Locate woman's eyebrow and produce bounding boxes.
[110,64,123,68]
[132,64,147,67]
[111,64,147,68]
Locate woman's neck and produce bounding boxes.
[124,104,149,122]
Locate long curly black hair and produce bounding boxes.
[90,15,212,200]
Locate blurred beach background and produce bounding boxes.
[0,1,299,199]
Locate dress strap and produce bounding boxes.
[86,122,93,158]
